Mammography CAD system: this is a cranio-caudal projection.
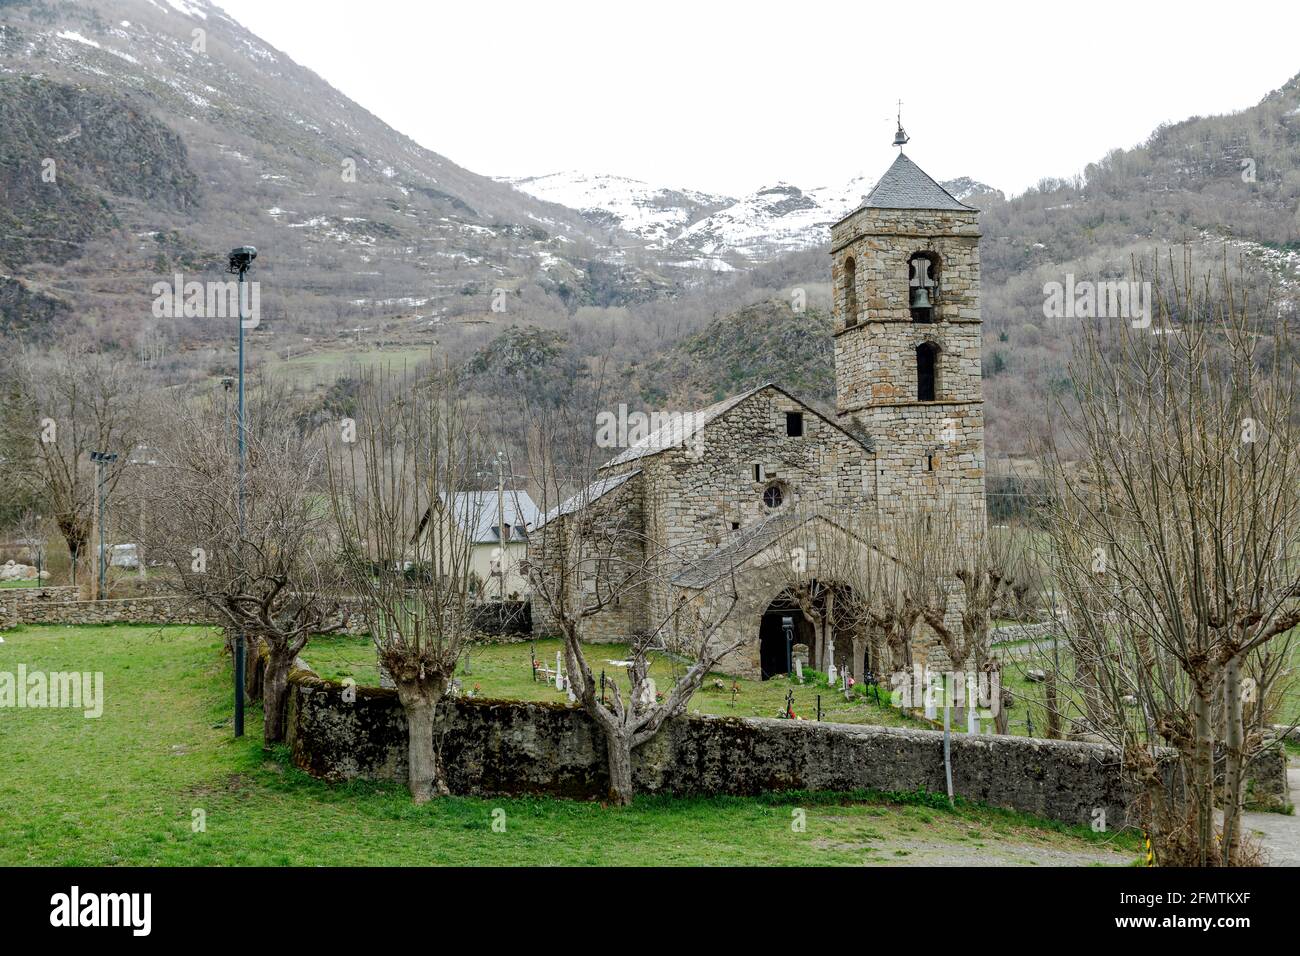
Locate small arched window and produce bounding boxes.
[843,256,858,327]
[908,252,940,323]
[917,342,940,401]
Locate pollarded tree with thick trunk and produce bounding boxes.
[517,390,744,806]
[773,507,909,687]
[886,504,1031,732]
[140,382,343,746]
[326,366,481,803]
[1040,251,1300,866]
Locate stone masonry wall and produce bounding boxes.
[831,205,985,530]
[285,667,1172,829]
[598,385,877,644]
[530,473,649,643]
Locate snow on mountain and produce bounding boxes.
[502,171,732,248]
[940,176,1005,203]
[506,169,999,269]
[671,176,873,265]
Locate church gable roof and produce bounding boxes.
[672,511,872,589]
[534,469,641,529]
[598,386,760,470]
[857,152,973,212]
[598,382,872,472]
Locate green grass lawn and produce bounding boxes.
[0,579,41,588]
[255,345,435,388]
[0,624,1140,866]
[307,633,928,729]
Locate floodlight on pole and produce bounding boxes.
[227,245,257,740]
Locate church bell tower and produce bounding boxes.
[831,126,986,529]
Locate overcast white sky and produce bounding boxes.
[215,0,1300,198]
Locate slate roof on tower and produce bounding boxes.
[855,152,973,213]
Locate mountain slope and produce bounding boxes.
[508,169,1000,270]
[502,171,733,248]
[0,0,673,349]
[628,299,836,409]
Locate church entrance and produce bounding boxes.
[758,593,813,680]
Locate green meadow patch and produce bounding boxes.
[0,624,1140,866]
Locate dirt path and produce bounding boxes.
[1242,763,1300,867]
[863,838,1133,866]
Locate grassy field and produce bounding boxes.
[996,634,1300,736]
[0,624,1140,866]
[307,632,929,728]
[255,344,436,388]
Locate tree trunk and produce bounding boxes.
[1045,669,1060,739]
[261,644,294,747]
[245,636,265,702]
[1192,689,1215,867]
[60,517,87,589]
[604,728,635,806]
[1221,656,1245,866]
[394,684,449,803]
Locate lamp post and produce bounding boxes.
[128,446,157,582]
[220,377,234,455]
[228,245,257,739]
[89,451,118,600]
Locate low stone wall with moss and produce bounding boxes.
[284,668,1189,828]
[6,595,206,627]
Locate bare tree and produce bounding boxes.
[1040,252,1300,866]
[516,391,745,805]
[140,383,342,746]
[774,507,906,687]
[890,505,1018,674]
[13,509,51,581]
[326,367,481,802]
[0,347,140,589]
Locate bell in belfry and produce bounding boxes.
[909,285,932,309]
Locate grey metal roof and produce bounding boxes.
[535,470,641,529]
[672,512,810,589]
[857,152,973,212]
[438,490,541,543]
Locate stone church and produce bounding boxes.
[531,147,986,681]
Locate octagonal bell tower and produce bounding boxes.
[832,140,986,531]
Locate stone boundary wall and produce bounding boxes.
[990,621,1057,645]
[285,669,1173,828]
[0,592,212,629]
[0,592,534,647]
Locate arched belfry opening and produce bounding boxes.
[843,256,858,327]
[908,252,939,323]
[917,341,940,401]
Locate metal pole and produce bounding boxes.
[138,503,146,582]
[496,452,506,602]
[943,676,954,807]
[96,458,106,599]
[233,266,247,739]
